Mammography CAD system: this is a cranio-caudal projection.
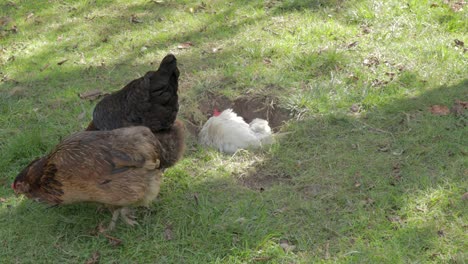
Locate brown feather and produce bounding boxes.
[13,126,164,207]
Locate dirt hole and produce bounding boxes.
[185,93,292,136]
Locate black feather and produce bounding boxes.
[91,54,179,132]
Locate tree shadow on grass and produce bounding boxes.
[0,0,371,186]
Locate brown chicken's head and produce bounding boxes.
[12,157,63,204]
[12,158,44,196]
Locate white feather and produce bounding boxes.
[199,109,273,154]
[249,118,273,145]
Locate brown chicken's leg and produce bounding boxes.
[107,209,121,231]
[120,207,138,226]
[105,207,138,231]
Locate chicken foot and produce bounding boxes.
[106,207,138,231]
[120,207,138,226]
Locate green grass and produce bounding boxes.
[1,0,467,263]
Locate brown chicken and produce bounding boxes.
[12,122,185,230]
[86,54,179,132]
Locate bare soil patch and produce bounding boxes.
[185,93,292,136]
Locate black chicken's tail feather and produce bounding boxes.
[158,54,179,76]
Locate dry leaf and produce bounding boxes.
[364,197,375,205]
[317,46,329,54]
[449,1,465,12]
[385,72,396,79]
[84,14,96,21]
[272,207,288,215]
[0,197,6,203]
[177,42,194,49]
[371,79,388,87]
[79,90,108,100]
[25,13,34,21]
[95,223,107,234]
[40,63,50,72]
[263,58,272,64]
[430,3,439,7]
[85,251,100,264]
[354,181,361,188]
[57,59,68,65]
[279,239,296,252]
[361,25,371,34]
[396,64,405,72]
[0,16,12,27]
[211,47,222,53]
[387,215,403,224]
[252,257,272,261]
[164,224,174,241]
[430,105,450,115]
[130,15,142,23]
[189,2,206,13]
[454,39,464,47]
[451,103,465,116]
[392,163,402,182]
[6,1,18,8]
[454,100,468,109]
[348,73,359,81]
[193,193,199,206]
[9,25,18,33]
[102,233,122,247]
[363,56,379,67]
[462,192,468,200]
[437,230,445,237]
[350,104,360,113]
[347,41,358,49]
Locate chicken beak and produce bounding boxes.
[11,182,22,196]
[11,182,18,195]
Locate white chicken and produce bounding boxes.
[199,108,273,154]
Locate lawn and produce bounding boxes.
[0,0,467,263]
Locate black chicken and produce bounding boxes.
[87,54,180,132]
